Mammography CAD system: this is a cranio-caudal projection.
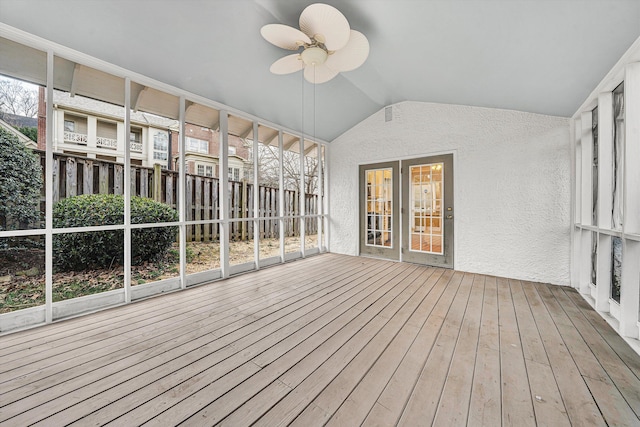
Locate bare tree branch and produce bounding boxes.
[0,78,39,118]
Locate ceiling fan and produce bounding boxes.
[260,3,369,84]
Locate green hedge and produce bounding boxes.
[0,127,42,231]
[53,194,178,271]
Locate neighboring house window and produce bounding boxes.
[153,132,168,161]
[186,137,208,154]
[64,120,75,132]
[130,129,141,144]
[229,146,236,156]
[130,128,143,152]
[195,164,213,177]
[228,167,240,181]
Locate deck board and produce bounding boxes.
[467,275,501,427]
[1,253,639,426]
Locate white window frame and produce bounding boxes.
[186,136,208,154]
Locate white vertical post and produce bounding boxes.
[573,122,582,290]
[580,111,593,226]
[123,77,132,303]
[574,119,582,226]
[45,50,54,323]
[299,136,306,258]
[580,111,593,296]
[570,117,578,289]
[279,131,285,262]
[598,93,613,228]
[179,96,187,289]
[623,63,640,234]
[316,143,323,251]
[620,62,640,337]
[219,111,230,277]
[253,121,259,269]
[596,93,613,310]
[324,144,330,252]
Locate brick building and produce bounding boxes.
[37,87,249,179]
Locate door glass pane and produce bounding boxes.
[365,167,392,248]
[409,163,443,255]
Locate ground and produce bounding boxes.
[0,235,318,314]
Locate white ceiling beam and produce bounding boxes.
[263,131,279,146]
[238,124,253,139]
[69,63,81,97]
[132,86,147,112]
[283,138,297,151]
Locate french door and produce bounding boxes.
[360,154,454,268]
[359,161,400,260]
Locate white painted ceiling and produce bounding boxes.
[1,0,639,141]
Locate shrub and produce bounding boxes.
[0,127,42,231]
[53,194,178,271]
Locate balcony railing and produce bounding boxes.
[64,131,88,144]
[63,133,143,153]
[96,136,117,149]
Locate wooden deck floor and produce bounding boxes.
[1,253,639,426]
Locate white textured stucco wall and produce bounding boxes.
[329,101,571,286]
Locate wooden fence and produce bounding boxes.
[29,151,318,241]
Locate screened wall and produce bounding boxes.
[572,50,640,342]
[0,31,328,332]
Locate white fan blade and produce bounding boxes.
[325,30,369,72]
[304,63,339,84]
[261,24,311,50]
[299,3,350,51]
[270,54,304,74]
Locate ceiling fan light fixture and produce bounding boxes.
[301,46,328,66]
[261,3,368,82]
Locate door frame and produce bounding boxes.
[358,151,456,268]
[401,154,454,268]
[359,161,400,260]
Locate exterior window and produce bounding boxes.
[153,132,168,161]
[197,165,205,176]
[228,167,240,181]
[206,165,213,177]
[64,120,75,132]
[186,137,208,154]
[229,146,236,155]
[129,128,143,152]
[130,129,141,144]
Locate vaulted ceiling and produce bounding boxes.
[1,0,639,141]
